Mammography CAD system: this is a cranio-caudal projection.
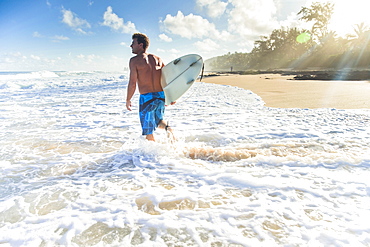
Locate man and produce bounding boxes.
[126,33,174,141]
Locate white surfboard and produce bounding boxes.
[161,54,203,105]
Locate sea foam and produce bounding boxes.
[0,72,369,246]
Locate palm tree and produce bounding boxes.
[348,23,370,49]
[298,2,335,42]
[347,23,370,67]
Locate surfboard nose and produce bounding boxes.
[161,54,203,105]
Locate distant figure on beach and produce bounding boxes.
[126,33,174,141]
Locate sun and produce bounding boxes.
[328,0,370,37]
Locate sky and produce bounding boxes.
[1,0,369,72]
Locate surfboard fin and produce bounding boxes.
[174,58,181,65]
[199,63,204,81]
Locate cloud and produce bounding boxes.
[278,12,308,30]
[102,6,137,34]
[169,48,180,54]
[157,48,179,54]
[33,31,43,38]
[52,35,70,42]
[30,55,41,61]
[159,33,172,42]
[61,8,91,34]
[227,0,279,39]
[161,0,284,53]
[33,32,70,42]
[162,11,227,39]
[196,0,228,18]
[194,38,220,52]
[1,52,25,65]
[77,54,96,61]
[156,48,181,62]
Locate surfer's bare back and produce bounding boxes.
[126,33,174,141]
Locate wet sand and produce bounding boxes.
[202,74,370,109]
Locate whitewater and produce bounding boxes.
[0,71,369,246]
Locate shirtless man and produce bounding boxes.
[126,33,174,141]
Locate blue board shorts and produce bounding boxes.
[139,91,165,135]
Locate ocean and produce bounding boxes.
[0,71,369,246]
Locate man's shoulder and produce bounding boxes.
[129,55,139,62]
[148,53,161,60]
[148,54,164,67]
[129,55,142,66]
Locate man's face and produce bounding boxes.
[130,38,142,54]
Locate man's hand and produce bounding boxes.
[165,101,176,106]
[126,100,132,111]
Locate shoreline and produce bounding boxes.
[201,74,370,109]
[203,70,370,81]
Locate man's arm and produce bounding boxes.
[157,56,175,105]
[126,58,137,111]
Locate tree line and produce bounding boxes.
[209,2,370,71]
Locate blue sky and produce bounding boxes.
[1,0,369,71]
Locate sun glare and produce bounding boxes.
[329,0,370,37]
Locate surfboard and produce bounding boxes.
[161,54,203,105]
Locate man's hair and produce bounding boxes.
[132,33,150,51]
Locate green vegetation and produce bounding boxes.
[209,2,370,71]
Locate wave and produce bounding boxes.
[55,71,128,78]
[0,71,59,80]
[0,71,128,91]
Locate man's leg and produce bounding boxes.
[146,134,155,141]
[158,120,175,140]
[157,120,167,129]
[158,120,173,131]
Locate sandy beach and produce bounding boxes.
[202,74,370,109]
